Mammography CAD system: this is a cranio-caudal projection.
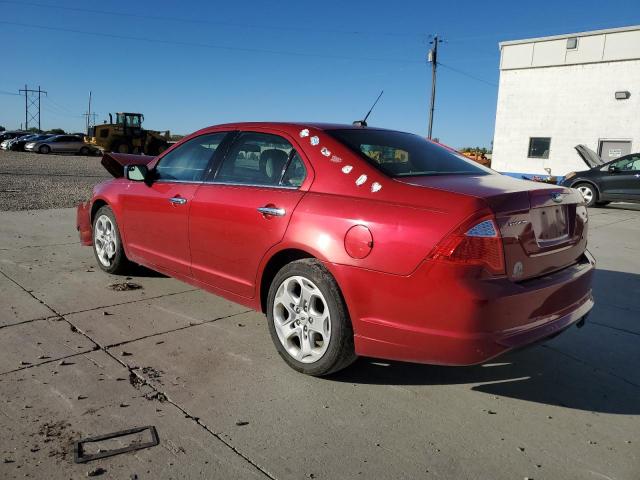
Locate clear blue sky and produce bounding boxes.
[1,0,638,148]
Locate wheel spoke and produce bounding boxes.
[308,311,329,335]
[298,333,313,360]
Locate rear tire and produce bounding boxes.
[79,146,90,156]
[92,206,131,275]
[267,259,356,376]
[574,183,597,207]
[112,141,131,154]
[39,145,50,154]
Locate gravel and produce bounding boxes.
[0,150,110,211]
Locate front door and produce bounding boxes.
[119,132,228,275]
[189,130,310,298]
[599,154,640,200]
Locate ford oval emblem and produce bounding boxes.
[551,192,563,203]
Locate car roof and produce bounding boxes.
[203,121,402,133]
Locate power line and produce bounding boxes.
[0,0,429,39]
[0,20,421,65]
[44,96,76,115]
[438,63,498,87]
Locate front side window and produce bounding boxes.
[611,155,640,171]
[216,132,304,187]
[155,132,226,182]
[528,137,551,159]
[328,129,491,177]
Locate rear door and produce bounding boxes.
[119,132,228,275]
[189,130,311,298]
[599,154,640,199]
[49,136,66,152]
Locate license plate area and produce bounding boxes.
[531,205,570,245]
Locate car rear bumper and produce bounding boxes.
[76,201,92,246]
[329,250,595,366]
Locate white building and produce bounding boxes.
[492,25,640,178]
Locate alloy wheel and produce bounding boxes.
[577,185,594,204]
[94,214,117,267]
[272,275,331,363]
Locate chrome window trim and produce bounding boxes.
[203,180,300,190]
[152,179,205,185]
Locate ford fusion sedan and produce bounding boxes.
[562,145,640,207]
[25,134,97,155]
[77,122,594,375]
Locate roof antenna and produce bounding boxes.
[353,90,383,127]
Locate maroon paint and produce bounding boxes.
[77,122,595,366]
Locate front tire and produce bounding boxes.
[575,183,597,207]
[92,206,131,274]
[39,145,51,154]
[267,259,356,376]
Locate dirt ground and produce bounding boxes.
[0,150,109,211]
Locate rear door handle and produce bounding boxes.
[257,206,286,217]
[169,197,187,205]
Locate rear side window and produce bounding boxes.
[215,132,305,187]
[327,129,491,177]
[155,132,226,182]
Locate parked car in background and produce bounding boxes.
[25,134,98,155]
[77,122,594,376]
[562,145,640,207]
[9,133,55,152]
[0,131,27,144]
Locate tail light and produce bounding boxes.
[428,214,505,276]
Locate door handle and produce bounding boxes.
[169,197,187,205]
[257,206,286,217]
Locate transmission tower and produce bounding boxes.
[18,85,47,131]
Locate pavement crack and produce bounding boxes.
[0,314,60,330]
[60,289,198,316]
[104,309,252,349]
[0,268,273,479]
[541,344,640,390]
[589,320,640,337]
[105,352,276,479]
[0,349,94,376]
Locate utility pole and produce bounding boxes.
[427,35,443,139]
[83,91,97,134]
[18,85,47,131]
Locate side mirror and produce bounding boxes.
[125,164,148,181]
[608,164,620,173]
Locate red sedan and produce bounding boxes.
[77,122,595,375]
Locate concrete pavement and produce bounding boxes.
[0,206,638,479]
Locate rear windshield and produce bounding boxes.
[327,129,492,177]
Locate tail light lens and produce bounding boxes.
[428,214,505,276]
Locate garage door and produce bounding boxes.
[598,140,632,162]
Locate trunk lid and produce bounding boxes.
[396,174,588,281]
[575,144,604,169]
[101,152,155,178]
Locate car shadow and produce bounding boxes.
[330,268,640,415]
[596,202,640,212]
[129,264,168,278]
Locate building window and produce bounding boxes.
[528,137,551,159]
[566,37,578,50]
